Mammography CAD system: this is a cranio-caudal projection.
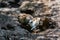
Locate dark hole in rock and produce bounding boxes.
[20,10,34,15]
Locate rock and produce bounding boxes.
[34,5,52,17]
[0,2,8,8]
[19,1,53,16]
[19,1,33,10]
[0,8,18,12]
[0,30,7,36]
[19,1,52,17]
[0,0,60,40]
[19,1,44,11]
[8,1,20,8]
[35,36,50,40]
[20,37,33,40]
[0,37,5,40]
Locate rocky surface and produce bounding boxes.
[0,0,60,40]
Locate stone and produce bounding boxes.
[0,37,5,40]
[19,1,44,11]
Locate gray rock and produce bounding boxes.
[0,37,5,40]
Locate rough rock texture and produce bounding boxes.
[0,0,60,40]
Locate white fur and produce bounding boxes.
[29,18,40,30]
